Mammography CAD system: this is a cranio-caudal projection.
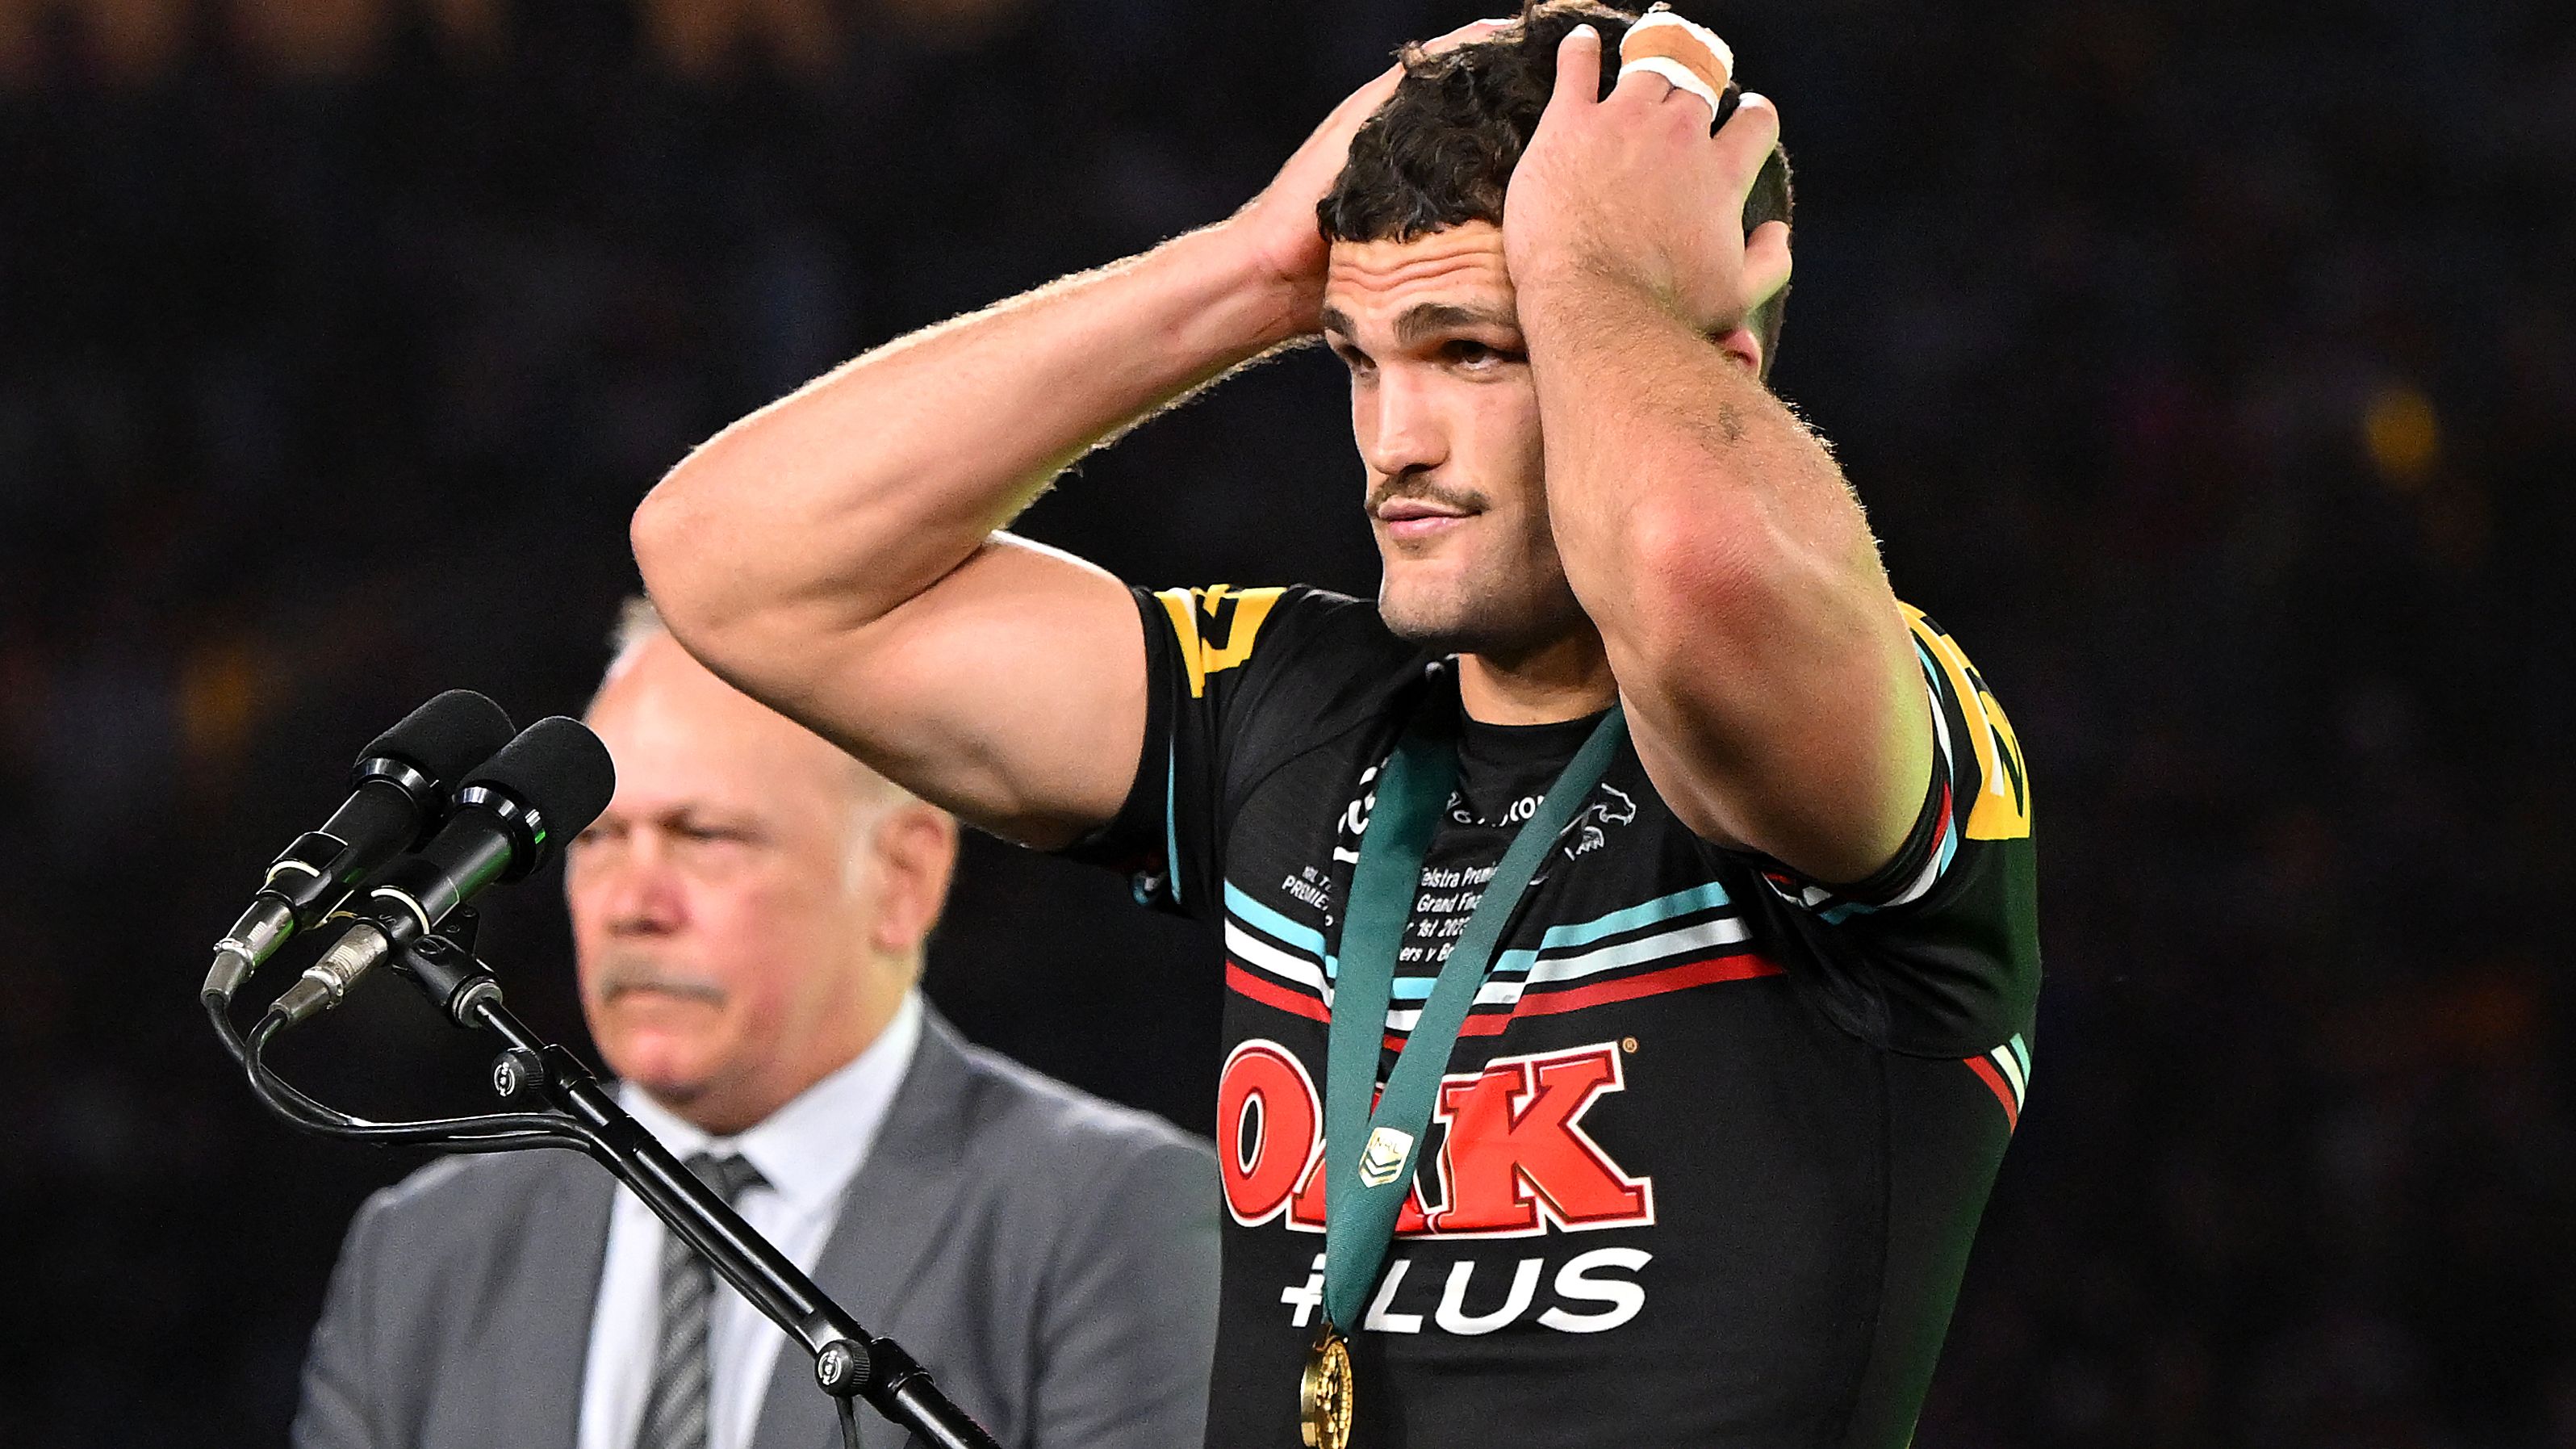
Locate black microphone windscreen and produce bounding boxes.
[465,716,619,862]
[363,689,516,789]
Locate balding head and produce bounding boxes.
[567,604,957,1134]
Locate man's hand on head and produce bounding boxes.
[1219,17,1512,338]
[1503,23,1792,366]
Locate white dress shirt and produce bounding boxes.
[578,991,923,1449]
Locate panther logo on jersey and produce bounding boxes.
[1562,783,1637,861]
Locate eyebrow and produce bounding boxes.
[1395,302,1519,347]
[1317,302,1522,349]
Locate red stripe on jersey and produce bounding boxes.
[1373,954,1790,1046]
[1462,953,1788,1032]
[1224,961,1330,1022]
[1231,953,1788,1044]
[1966,1055,2020,1129]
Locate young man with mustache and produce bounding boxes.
[633,4,2039,1444]
[292,601,1220,1449]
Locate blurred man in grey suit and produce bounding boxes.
[293,601,1220,1449]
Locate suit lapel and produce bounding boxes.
[748,1011,981,1449]
[491,1153,617,1447]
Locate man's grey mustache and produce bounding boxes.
[592,957,728,1006]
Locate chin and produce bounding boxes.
[1380,558,1479,647]
[1379,594,1465,652]
[601,1030,716,1097]
[1379,571,1579,659]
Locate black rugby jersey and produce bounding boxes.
[1071,584,2039,1449]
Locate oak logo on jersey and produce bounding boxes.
[1217,1040,1656,1239]
[1155,584,1285,698]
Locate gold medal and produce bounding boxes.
[1298,1323,1354,1449]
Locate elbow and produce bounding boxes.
[629,470,725,641]
[1618,493,1774,659]
[1619,490,1880,673]
[629,481,684,597]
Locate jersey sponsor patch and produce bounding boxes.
[1219,1037,1657,1240]
[1279,1246,1655,1338]
[1154,584,1285,697]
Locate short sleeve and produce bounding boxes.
[1756,605,2032,920]
[1735,606,2041,1058]
[1058,584,1399,923]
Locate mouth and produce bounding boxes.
[1374,496,1478,543]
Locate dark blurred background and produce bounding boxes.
[1,0,2570,1443]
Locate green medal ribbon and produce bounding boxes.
[1319,690,1629,1334]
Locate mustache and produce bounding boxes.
[591,956,728,1006]
[1367,471,1487,517]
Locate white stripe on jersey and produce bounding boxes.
[1378,915,1755,1031]
[1225,919,1334,1001]
[1988,1044,2026,1104]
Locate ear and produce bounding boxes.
[1712,323,1765,378]
[866,804,960,956]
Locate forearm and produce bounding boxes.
[633,223,1299,650]
[1520,273,1924,876]
[1521,271,1881,618]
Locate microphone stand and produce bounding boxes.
[224,930,998,1449]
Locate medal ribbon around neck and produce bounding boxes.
[1320,687,1629,1335]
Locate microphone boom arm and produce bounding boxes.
[221,930,1001,1449]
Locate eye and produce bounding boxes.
[1443,339,1524,371]
[1330,341,1375,377]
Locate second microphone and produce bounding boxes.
[270,716,617,1026]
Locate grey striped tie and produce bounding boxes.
[633,1152,768,1449]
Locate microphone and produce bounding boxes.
[268,716,617,1026]
[206,690,516,1003]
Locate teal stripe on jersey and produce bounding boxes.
[1225,877,1735,999]
[1390,911,1750,1001]
[1386,882,1742,1000]
[1164,743,1181,908]
[1224,881,1332,961]
[2009,1032,2030,1078]
[1495,880,1736,971]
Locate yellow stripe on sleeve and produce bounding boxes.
[1152,585,1286,698]
[1903,605,2031,841]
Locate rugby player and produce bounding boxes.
[632,4,2040,1444]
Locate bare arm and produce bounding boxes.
[1504,27,1929,886]
[632,43,1486,845]
[634,229,1287,847]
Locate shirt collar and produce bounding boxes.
[621,990,925,1214]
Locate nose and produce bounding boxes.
[585,835,685,939]
[1358,366,1448,482]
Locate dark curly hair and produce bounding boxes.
[1319,1,1795,373]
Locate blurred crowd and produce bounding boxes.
[0,0,2570,1444]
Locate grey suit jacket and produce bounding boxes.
[292,1009,1219,1449]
